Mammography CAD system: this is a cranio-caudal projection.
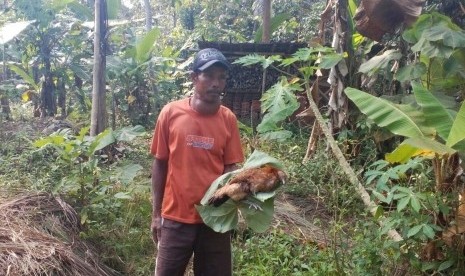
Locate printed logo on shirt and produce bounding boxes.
[186,135,214,150]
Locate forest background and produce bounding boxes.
[0,0,465,275]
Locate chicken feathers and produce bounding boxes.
[208,165,287,207]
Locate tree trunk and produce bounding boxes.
[262,0,271,42]
[40,38,56,117]
[57,77,66,117]
[172,0,177,27]
[144,0,152,31]
[1,44,10,120]
[91,0,108,136]
[0,97,10,120]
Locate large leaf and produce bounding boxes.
[386,137,456,163]
[48,0,74,11]
[254,13,291,43]
[403,13,462,59]
[197,150,285,233]
[68,63,91,82]
[107,0,121,20]
[411,38,455,59]
[423,24,465,49]
[345,87,433,138]
[358,49,402,76]
[135,28,160,63]
[115,163,143,185]
[233,54,281,69]
[404,138,456,155]
[67,2,93,20]
[385,143,428,164]
[33,135,65,148]
[259,129,293,142]
[8,64,39,91]
[403,13,461,44]
[281,46,336,69]
[256,77,300,135]
[0,21,34,45]
[239,198,274,233]
[196,201,238,233]
[114,125,146,142]
[395,62,427,82]
[318,53,344,69]
[412,82,454,141]
[88,128,116,154]
[447,101,465,148]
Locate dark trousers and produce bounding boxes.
[155,218,232,276]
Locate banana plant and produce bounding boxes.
[345,83,465,252]
[106,26,178,126]
[346,12,465,167]
[345,83,464,164]
[345,12,465,256]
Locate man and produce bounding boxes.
[150,48,244,276]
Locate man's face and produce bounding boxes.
[192,65,228,104]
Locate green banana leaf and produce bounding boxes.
[386,137,456,163]
[9,64,39,91]
[412,82,454,141]
[135,28,160,63]
[447,100,465,148]
[197,150,285,233]
[344,88,435,139]
[107,0,122,20]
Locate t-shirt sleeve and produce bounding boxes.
[150,107,170,160]
[223,113,244,165]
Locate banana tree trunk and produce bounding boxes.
[40,38,56,117]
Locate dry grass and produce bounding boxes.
[0,192,118,276]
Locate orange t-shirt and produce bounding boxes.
[150,98,244,224]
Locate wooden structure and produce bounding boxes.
[198,41,307,125]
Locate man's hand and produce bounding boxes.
[151,215,162,244]
[151,158,167,245]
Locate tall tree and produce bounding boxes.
[262,0,271,42]
[91,0,108,135]
[144,0,152,31]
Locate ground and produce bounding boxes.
[0,118,332,275]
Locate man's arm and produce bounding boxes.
[151,157,168,244]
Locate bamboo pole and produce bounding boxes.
[305,87,403,242]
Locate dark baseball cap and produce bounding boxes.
[192,48,230,72]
